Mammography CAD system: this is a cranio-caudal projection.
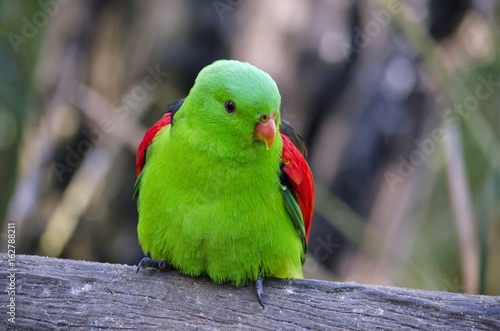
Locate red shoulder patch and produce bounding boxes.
[136,112,172,177]
[280,132,314,241]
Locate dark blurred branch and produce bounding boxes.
[429,0,471,41]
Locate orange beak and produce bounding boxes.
[254,113,276,150]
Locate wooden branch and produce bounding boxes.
[1,254,499,330]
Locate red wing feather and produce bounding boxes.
[280,132,314,241]
[136,112,172,177]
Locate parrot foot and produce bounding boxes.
[256,274,265,308]
[136,257,172,273]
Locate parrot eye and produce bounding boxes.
[224,100,236,114]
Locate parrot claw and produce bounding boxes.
[256,274,265,308]
[136,257,172,273]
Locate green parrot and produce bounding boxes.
[134,60,314,306]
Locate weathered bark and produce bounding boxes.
[1,254,499,330]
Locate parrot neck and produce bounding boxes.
[172,119,282,164]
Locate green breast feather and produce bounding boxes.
[136,60,304,287]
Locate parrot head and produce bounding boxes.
[174,60,282,159]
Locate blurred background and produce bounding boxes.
[1,0,499,296]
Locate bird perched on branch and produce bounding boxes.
[134,60,314,307]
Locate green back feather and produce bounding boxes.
[280,183,307,257]
[133,171,142,200]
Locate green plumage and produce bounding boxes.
[136,60,303,286]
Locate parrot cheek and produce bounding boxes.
[254,117,276,150]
